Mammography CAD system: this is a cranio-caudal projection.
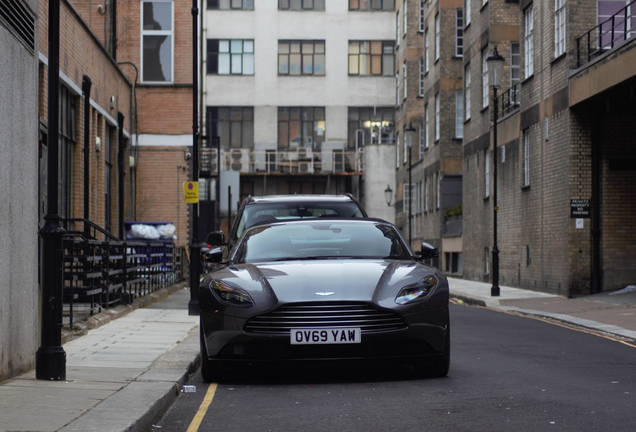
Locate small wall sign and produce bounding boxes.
[184,181,199,204]
[570,199,590,218]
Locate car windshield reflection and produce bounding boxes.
[232,221,410,264]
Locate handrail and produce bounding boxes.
[496,83,521,118]
[61,218,121,242]
[575,1,636,68]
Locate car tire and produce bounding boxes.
[200,326,220,383]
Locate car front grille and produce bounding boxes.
[244,302,407,335]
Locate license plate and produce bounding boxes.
[290,328,361,345]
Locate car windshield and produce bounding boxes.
[233,221,410,263]
[235,202,365,239]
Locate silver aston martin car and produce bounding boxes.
[199,218,450,381]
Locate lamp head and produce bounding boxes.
[487,46,505,89]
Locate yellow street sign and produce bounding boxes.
[184,181,199,203]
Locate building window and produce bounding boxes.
[419,0,425,32]
[482,0,488,6]
[445,252,463,274]
[278,107,325,150]
[435,13,440,61]
[436,172,441,209]
[419,57,424,96]
[404,0,408,36]
[207,39,254,75]
[349,0,395,10]
[482,48,489,109]
[484,149,490,197]
[141,1,173,82]
[425,29,430,72]
[396,9,400,47]
[59,85,76,219]
[396,73,400,106]
[425,177,429,212]
[511,42,520,104]
[435,93,440,142]
[348,41,395,76]
[279,0,325,10]
[396,133,400,168]
[466,0,471,26]
[403,62,407,100]
[279,40,325,75]
[465,64,471,120]
[348,107,395,149]
[403,183,416,214]
[207,0,254,9]
[554,0,566,57]
[524,6,534,77]
[105,125,114,232]
[419,122,424,158]
[523,129,530,186]
[455,90,463,138]
[403,125,408,163]
[206,107,254,150]
[456,9,464,57]
[425,103,430,149]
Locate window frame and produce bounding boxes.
[434,93,440,142]
[141,0,174,83]
[278,40,326,76]
[207,106,255,151]
[482,48,489,109]
[465,65,471,121]
[425,102,430,149]
[465,0,471,26]
[348,40,395,76]
[279,0,325,10]
[554,0,566,57]
[419,0,425,32]
[455,9,464,57]
[455,89,464,138]
[435,13,440,61]
[524,6,534,78]
[207,0,254,9]
[419,57,425,96]
[349,0,395,11]
[523,129,530,186]
[484,149,490,198]
[403,62,407,100]
[278,107,326,150]
[207,39,255,75]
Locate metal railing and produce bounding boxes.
[60,219,185,326]
[199,148,364,176]
[497,83,521,118]
[576,1,636,68]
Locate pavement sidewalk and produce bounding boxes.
[1,278,635,432]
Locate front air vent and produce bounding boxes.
[244,302,407,335]
[0,0,35,54]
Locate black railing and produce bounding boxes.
[576,1,636,68]
[497,83,521,117]
[60,219,185,327]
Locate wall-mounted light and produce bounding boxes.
[384,185,393,207]
[95,137,101,152]
[97,4,107,15]
[110,96,116,110]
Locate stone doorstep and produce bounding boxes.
[62,282,189,344]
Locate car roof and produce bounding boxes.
[248,217,392,228]
[247,194,358,204]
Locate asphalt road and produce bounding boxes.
[151,302,636,432]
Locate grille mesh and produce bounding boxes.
[244,302,407,335]
[0,0,35,54]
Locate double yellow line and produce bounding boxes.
[186,383,218,432]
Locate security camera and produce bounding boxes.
[184,152,192,161]
[97,4,106,15]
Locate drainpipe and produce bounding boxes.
[591,112,602,294]
[118,112,125,240]
[36,0,66,381]
[111,0,117,60]
[82,76,92,222]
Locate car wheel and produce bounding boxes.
[200,326,220,383]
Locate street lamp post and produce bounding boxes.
[384,185,393,206]
[487,46,504,297]
[405,123,417,247]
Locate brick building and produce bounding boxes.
[462,0,636,295]
[395,0,464,272]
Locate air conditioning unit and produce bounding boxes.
[298,161,314,174]
[229,148,250,173]
[200,148,225,174]
[304,136,314,147]
[297,147,312,160]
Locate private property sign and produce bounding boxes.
[570,199,590,218]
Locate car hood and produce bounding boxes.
[209,259,446,310]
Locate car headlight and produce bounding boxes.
[395,275,438,305]
[210,280,254,307]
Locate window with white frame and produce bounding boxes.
[207,39,254,75]
[554,0,566,57]
[396,9,400,47]
[435,93,440,142]
[482,48,489,109]
[466,0,471,26]
[425,29,430,72]
[455,89,463,138]
[396,74,400,106]
[279,0,325,10]
[425,177,429,212]
[349,0,395,11]
[278,40,325,75]
[511,42,520,104]
[425,103,430,149]
[403,183,416,213]
[465,64,471,120]
[524,6,534,77]
[348,41,395,76]
[419,122,424,158]
[141,1,174,82]
[482,0,488,6]
[436,172,441,209]
[419,57,424,96]
[403,125,408,164]
[484,149,490,197]
[396,132,400,168]
[207,0,254,10]
[523,129,530,186]
[435,13,440,61]
[419,0,425,32]
[456,9,464,57]
[404,0,408,36]
[403,62,407,100]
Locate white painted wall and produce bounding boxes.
[363,144,396,224]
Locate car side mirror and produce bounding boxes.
[204,247,224,263]
[206,231,227,246]
[419,242,439,260]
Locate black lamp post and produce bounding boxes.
[384,185,393,206]
[487,46,504,297]
[405,123,417,247]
